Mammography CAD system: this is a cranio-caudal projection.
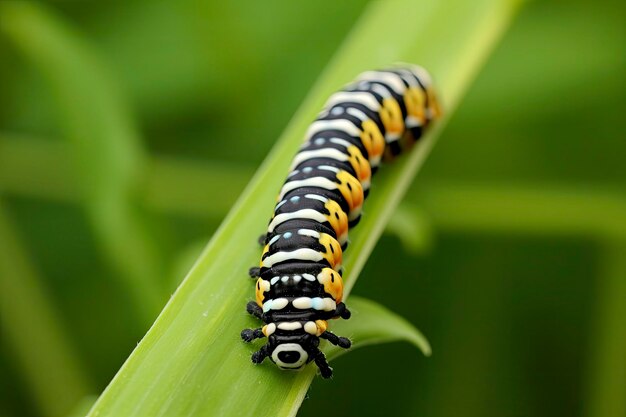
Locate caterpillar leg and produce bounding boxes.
[320,331,351,349]
[335,302,351,319]
[313,349,333,379]
[241,327,265,342]
[251,344,271,364]
[246,301,264,320]
[248,267,261,278]
[257,234,266,246]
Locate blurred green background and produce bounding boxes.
[0,1,624,417]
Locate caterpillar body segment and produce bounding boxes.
[260,228,343,274]
[344,74,407,158]
[255,267,344,306]
[290,142,372,196]
[242,65,440,378]
[278,165,364,226]
[265,192,349,249]
[306,118,385,170]
[339,89,404,150]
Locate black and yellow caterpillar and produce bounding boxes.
[242,65,440,378]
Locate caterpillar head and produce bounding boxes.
[271,342,309,369]
[266,331,319,370]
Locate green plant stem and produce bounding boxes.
[0,200,92,417]
[0,2,164,324]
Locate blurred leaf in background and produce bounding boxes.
[0,0,624,416]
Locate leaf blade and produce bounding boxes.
[326,296,431,362]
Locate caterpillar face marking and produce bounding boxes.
[272,343,308,369]
[242,64,440,379]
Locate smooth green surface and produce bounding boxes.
[0,200,92,417]
[0,2,164,324]
[584,241,626,417]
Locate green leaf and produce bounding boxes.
[326,296,431,362]
[82,0,522,416]
[384,204,434,255]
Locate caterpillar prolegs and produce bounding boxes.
[242,65,440,378]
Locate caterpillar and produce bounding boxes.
[242,64,440,378]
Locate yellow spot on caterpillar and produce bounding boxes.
[404,86,426,125]
[336,171,363,214]
[317,268,344,303]
[347,145,371,187]
[360,119,386,160]
[319,235,343,270]
[315,320,328,336]
[427,87,442,119]
[256,278,270,307]
[380,97,404,139]
[324,200,348,243]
